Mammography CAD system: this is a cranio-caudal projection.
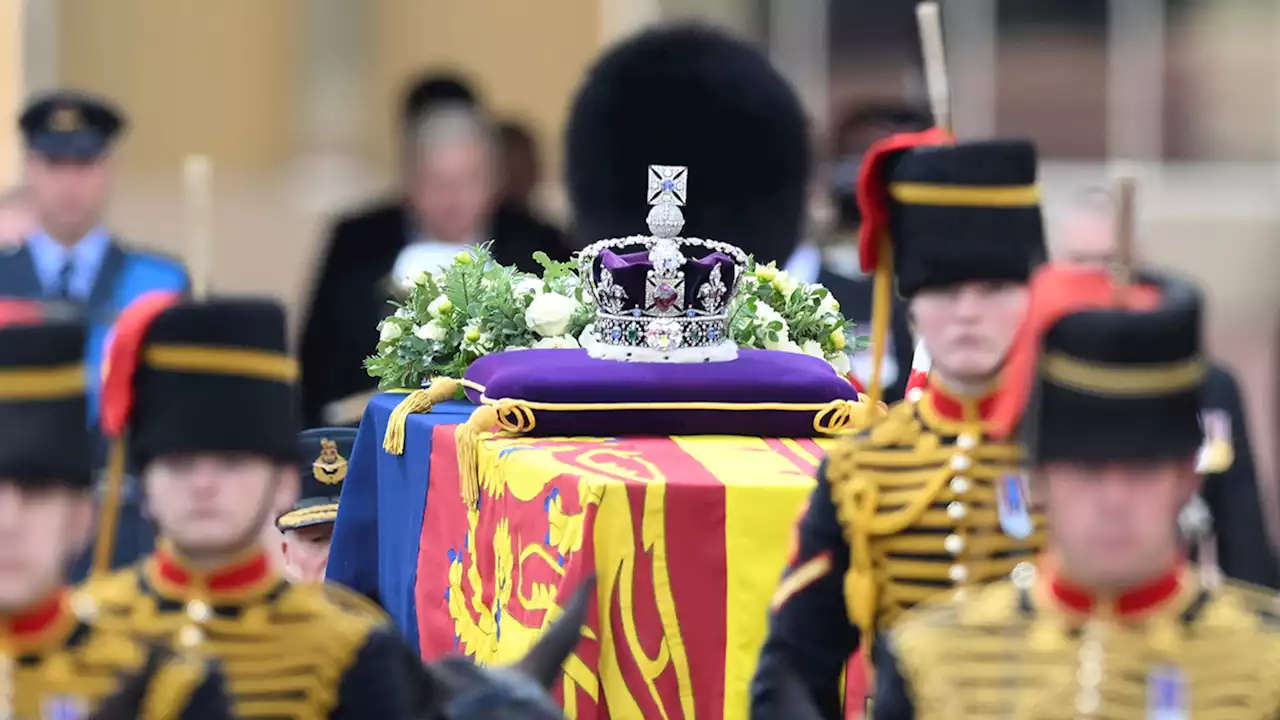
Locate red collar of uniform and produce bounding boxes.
[147,542,278,602]
[0,590,77,653]
[921,378,1002,423]
[1045,558,1186,619]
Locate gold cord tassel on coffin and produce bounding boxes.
[382,377,464,455]
[456,405,499,509]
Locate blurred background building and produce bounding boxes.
[1,0,1278,531]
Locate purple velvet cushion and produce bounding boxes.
[463,348,857,438]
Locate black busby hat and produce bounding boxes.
[0,301,91,486]
[859,137,1046,298]
[989,264,1205,464]
[565,24,810,263]
[277,427,354,531]
[403,72,480,125]
[101,294,298,469]
[19,90,126,161]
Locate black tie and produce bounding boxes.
[54,258,75,300]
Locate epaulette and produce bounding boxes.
[78,566,146,611]
[1218,578,1280,629]
[319,581,392,625]
[273,582,389,644]
[825,400,923,477]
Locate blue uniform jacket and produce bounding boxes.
[0,238,189,577]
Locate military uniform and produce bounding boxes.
[278,428,354,534]
[752,135,1049,718]
[85,295,414,719]
[0,302,228,718]
[876,265,1280,718]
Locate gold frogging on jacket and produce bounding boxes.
[312,439,348,484]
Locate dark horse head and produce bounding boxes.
[405,574,595,719]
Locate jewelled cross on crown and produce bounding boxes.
[644,166,689,317]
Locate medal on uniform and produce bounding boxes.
[996,472,1034,540]
[42,694,87,720]
[1147,665,1187,720]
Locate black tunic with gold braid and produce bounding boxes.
[751,135,1048,719]
[0,303,229,719]
[86,547,404,719]
[875,266,1280,718]
[89,296,415,719]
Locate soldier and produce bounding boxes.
[3,91,192,578]
[751,132,1049,718]
[0,300,229,718]
[277,428,354,583]
[873,263,1280,718]
[85,293,415,718]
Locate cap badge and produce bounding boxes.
[312,438,348,485]
[49,106,84,133]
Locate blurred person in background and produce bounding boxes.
[0,185,36,246]
[1,91,189,580]
[1055,187,1279,589]
[496,119,569,258]
[565,25,809,268]
[301,73,564,427]
[276,428,354,583]
[787,103,933,403]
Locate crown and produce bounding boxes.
[578,165,748,363]
[320,438,337,451]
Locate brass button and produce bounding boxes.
[956,433,978,450]
[944,534,965,554]
[949,476,971,494]
[948,564,969,582]
[178,625,204,648]
[906,388,924,403]
[186,600,212,623]
[950,454,971,471]
[1075,688,1101,715]
[946,501,967,520]
[1011,562,1037,589]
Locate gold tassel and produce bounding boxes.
[456,404,499,509]
[382,378,462,455]
[1196,438,1234,475]
[91,438,127,578]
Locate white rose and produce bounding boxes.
[394,307,413,319]
[525,292,578,338]
[379,321,403,342]
[414,321,447,342]
[819,291,840,316]
[427,294,453,319]
[801,340,825,358]
[773,339,803,353]
[532,336,581,350]
[827,351,852,376]
[514,277,545,297]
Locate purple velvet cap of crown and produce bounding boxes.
[463,347,856,438]
[597,249,738,312]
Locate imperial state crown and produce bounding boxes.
[577,165,748,363]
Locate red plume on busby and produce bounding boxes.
[855,127,954,275]
[100,291,182,438]
[985,264,1160,441]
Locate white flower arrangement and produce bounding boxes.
[367,247,868,390]
[729,261,867,378]
[366,244,591,390]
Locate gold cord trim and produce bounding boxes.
[1042,352,1206,396]
[144,344,298,382]
[0,362,85,400]
[382,377,487,455]
[889,182,1041,207]
[277,503,338,527]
